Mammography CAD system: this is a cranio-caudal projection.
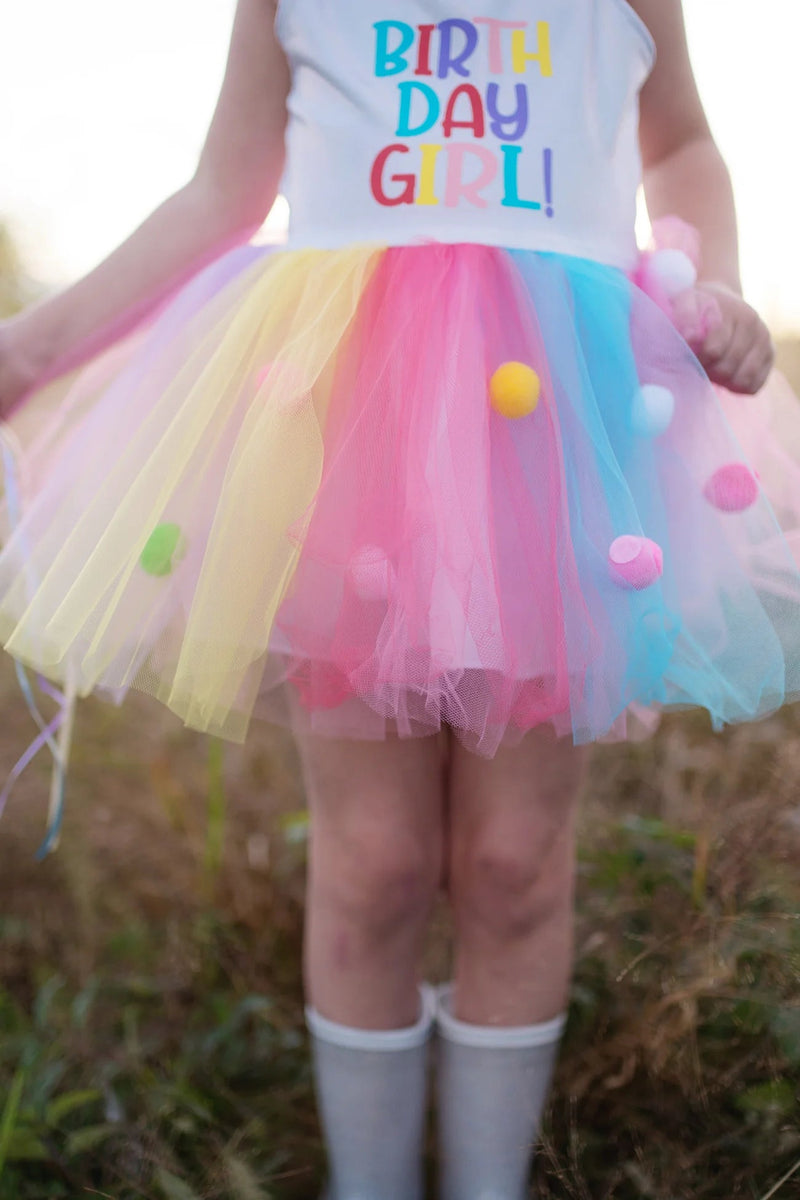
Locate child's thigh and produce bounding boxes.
[447,726,587,870]
[294,729,448,869]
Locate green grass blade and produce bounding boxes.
[155,1167,202,1200]
[45,1088,103,1128]
[0,1067,27,1175]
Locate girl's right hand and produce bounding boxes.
[0,320,38,421]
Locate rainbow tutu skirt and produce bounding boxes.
[2,237,800,756]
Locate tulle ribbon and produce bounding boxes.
[0,432,76,858]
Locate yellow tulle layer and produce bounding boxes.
[0,246,382,740]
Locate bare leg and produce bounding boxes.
[436,725,586,1200]
[296,730,448,1200]
[446,724,586,1025]
[298,729,446,1028]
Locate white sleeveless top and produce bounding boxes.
[275,1,655,269]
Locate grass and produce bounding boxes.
[0,340,799,1198]
[1,680,800,1199]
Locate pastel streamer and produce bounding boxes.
[0,435,73,855]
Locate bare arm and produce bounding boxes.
[1,0,289,410]
[635,0,774,393]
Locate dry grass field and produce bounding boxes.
[0,338,799,1198]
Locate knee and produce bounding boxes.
[312,817,441,938]
[451,822,575,941]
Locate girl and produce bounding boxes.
[0,2,794,1197]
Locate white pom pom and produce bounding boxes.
[646,249,698,298]
[630,384,676,437]
[350,546,394,602]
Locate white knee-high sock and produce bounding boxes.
[435,984,565,1200]
[307,985,436,1200]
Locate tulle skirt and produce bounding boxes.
[2,236,800,756]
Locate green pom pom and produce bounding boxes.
[140,523,185,577]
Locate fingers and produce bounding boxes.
[699,307,737,366]
[706,317,759,384]
[694,295,775,395]
[727,333,775,395]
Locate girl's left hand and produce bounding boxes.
[688,282,775,395]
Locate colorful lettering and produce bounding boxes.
[370,144,416,205]
[415,24,435,76]
[396,82,441,137]
[500,145,541,210]
[374,21,415,77]
[370,17,557,217]
[511,22,553,77]
[472,18,527,74]
[444,144,498,208]
[442,84,485,139]
[543,147,554,217]
[416,144,442,205]
[437,19,479,79]
[486,83,529,142]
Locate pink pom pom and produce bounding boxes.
[290,663,352,711]
[608,536,664,590]
[703,463,759,513]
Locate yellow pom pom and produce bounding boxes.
[489,362,541,419]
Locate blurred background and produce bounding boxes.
[2,0,799,331]
[1,3,799,1199]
